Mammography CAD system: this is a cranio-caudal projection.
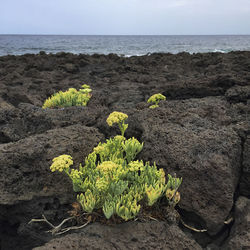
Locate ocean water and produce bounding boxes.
[1,35,250,57]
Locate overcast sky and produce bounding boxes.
[1,0,250,35]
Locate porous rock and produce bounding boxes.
[133,97,241,235]
[0,124,104,205]
[0,51,250,249]
[34,222,202,250]
[222,196,250,249]
[240,135,250,197]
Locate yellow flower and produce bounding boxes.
[50,155,73,172]
[42,86,92,109]
[128,160,144,171]
[106,111,128,127]
[96,161,118,172]
[147,93,166,104]
[114,135,126,142]
[149,104,159,109]
[68,88,77,93]
[70,169,81,179]
[81,84,91,89]
[93,144,105,154]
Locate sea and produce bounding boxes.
[1,35,250,57]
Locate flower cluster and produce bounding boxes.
[42,84,92,109]
[97,161,119,172]
[106,111,128,137]
[50,155,73,172]
[93,145,105,154]
[147,93,166,109]
[106,111,128,126]
[114,135,126,142]
[128,160,144,172]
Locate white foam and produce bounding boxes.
[213,49,226,53]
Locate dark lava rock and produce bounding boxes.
[222,196,250,249]
[60,63,79,73]
[132,97,241,235]
[0,124,103,205]
[240,135,250,197]
[0,103,108,143]
[34,222,202,250]
[0,52,250,249]
[225,85,250,103]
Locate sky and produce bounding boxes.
[1,0,250,35]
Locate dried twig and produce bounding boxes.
[53,221,90,235]
[224,217,233,225]
[180,218,207,233]
[29,214,90,235]
[147,215,159,222]
[28,214,56,228]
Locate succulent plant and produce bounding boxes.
[50,112,182,221]
[147,93,166,109]
[43,84,92,109]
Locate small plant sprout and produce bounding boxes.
[42,84,92,109]
[147,93,166,109]
[165,174,182,207]
[106,111,128,137]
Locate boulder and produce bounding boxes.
[133,97,241,235]
[0,124,104,205]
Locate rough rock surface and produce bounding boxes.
[222,196,250,249]
[0,124,104,205]
[133,98,242,234]
[34,222,202,250]
[0,51,250,249]
[240,135,250,197]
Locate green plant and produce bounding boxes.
[50,111,182,221]
[147,93,166,109]
[106,111,128,137]
[42,84,92,109]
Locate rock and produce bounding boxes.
[61,63,79,73]
[225,85,250,103]
[240,135,250,197]
[0,51,250,249]
[34,222,202,250]
[0,124,104,205]
[0,103,108,143]
[222,196,250,249]
[133,97,241,235]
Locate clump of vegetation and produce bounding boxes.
[147,93,166,109]
[42,84,92,109]
[50,111,182,221]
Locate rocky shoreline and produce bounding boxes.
[0,51,249,249]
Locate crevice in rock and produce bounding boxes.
[177,207,209,248]
[162,90,226,101]
[0,196,73,250]
[2,93,33,108]
[0,132,12,144]
[210,134,248,249]
[177,207,232,249]
[0,220,23,250]
[235,135,246,199]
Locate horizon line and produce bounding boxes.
[1,33,250,36]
